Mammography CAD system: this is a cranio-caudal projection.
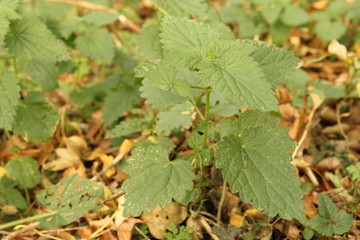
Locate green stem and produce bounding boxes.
[202,88,211,148]
[154,5,170,15]
[0,211,56,230]
[188,99,204,120]
[190,86,208,90]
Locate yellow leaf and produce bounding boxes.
[99,153,116,177]
[0,167,7,178]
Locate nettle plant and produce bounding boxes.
[116,15,306,223]
[211,0,360,45]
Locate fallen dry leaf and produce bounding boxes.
[141,202,188,239]
[62,161,87,179]
[303,193,318,218]
[43,136,88,171]
[228,208,244,227]
[328,39,347,60]
[115,196,127,228]
[57,231,76,240]
[117,217,144,240]
[315,157,343,171]
[98,153,116,177]
[0,167,7,178]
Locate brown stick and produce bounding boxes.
[2,222,39,240]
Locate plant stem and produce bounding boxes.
[203,88,211,148]
[0,212,55,230]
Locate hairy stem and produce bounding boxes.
[203,88,211,148]
[0,212,56,230]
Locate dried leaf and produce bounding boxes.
[0,167,7,178]
[98,153,116,177]
[141,202,188,239]
[115,195,127,228]
[117,217,144,240]
[328,39,347,59]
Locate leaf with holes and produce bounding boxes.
[36,174,104,228]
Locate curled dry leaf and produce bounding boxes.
[57,232,76,240]
[1,205,19,216]
[141,202,188,239]
[115,195,127,228]
[303,194,318,218]
[0,167,7,178]
[312,0,328,10]
[319,106,337,123]
[321,123,350,135]
[62,162,87,179]
[328,39,347,60]
[315,157,343,171]
[117,217,144,240]
[98,153,116,177]
[43,136,88,171]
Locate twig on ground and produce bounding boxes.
[98,191,125,205]
[91,152,126,181]
[292,94,322,186]
[216,181,227,224]
[198,216,219,240]
[336,102,350,153]
[3,222,39,240]
[135,225,151,240]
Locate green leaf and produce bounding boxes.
[136,61,193,98]
[191,148,212,167]
[36,174,104,228]
[82,11,119,26]
[75,26,115,64]
[19,59,58,91]
[209,91,245,116]
[215,110,305,222]
[286,69,310,106]
[261,2,282,25]
[241,40,300,88]
[315,21,346,42]
[155,102,193,135]
[188,131,203,148]
[347,163,360,181]
[303,228,314,240]
[0,0,20,11]
[121,146,195,216]
[0,180,28,210]
[160,16,220,67]
[13,92,60,143]
[0,0,20,21]
[138,21,163,60]
[153,0,208,19]
[5,17,69,62]
[310,194,353,236]
[198,41,278,111]
[281,5,309,26]
[103,84,140,126]
[269,20,290,46]
[0,71,20,130]
[5,157,41,189]
[108,118,147,138]
[0,18,9,47]
[140,79,187,109]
